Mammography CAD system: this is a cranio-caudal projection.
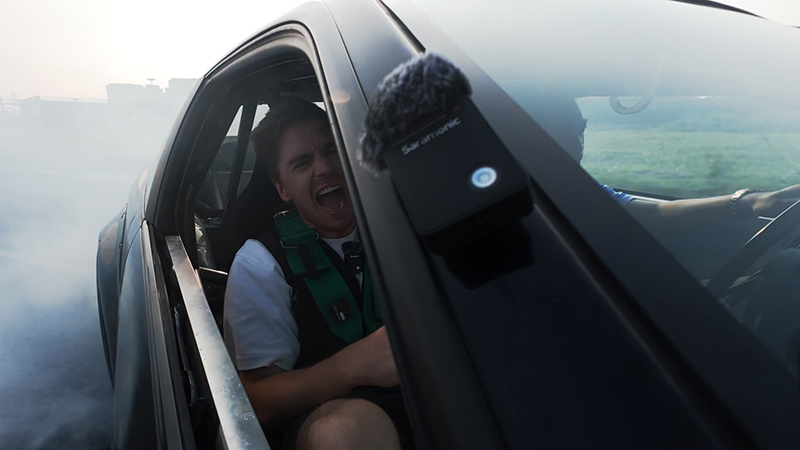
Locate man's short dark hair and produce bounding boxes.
[525,97,586,162]
[251,99,328,180]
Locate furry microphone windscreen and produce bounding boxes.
[358,53,472,175]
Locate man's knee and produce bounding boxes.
[296,398,401,450]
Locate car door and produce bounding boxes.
[139,3,496,447]
[112,186,196,449]
[121,1,800,449]
[151,1,789,448]
[372,0,800,449]
[137,3,389,450]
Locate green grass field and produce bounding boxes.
[581,129,800,198]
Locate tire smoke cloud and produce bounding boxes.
[0,92,185,449]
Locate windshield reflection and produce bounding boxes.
[413,0,800,378]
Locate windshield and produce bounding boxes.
[411,0,800,378]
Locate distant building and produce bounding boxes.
[106,78,197,106]
[105,79,196,123]
[15,79,199,125]
[164,78,198,104]
[106,78,197,105]
[18,96,107,123]
[105,83,148,104]
[0,95,21,116]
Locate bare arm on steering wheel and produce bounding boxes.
[625,184,800,231]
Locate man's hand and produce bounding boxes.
[239,326,399,429]
[744,183,800,218]
[336,326,399,388]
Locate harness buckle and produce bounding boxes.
[279,230,320,249]
[327,297,354,322]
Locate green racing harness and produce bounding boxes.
[273,208,382,344]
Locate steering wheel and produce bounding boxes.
[706,199,800,298]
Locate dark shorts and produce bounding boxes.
[279,386,416,450]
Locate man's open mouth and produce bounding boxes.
[316,185,345,211]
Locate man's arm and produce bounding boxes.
[626,195,736,232]
[239,326,399,433]
[225,241,399,430]
[624,183,800,231]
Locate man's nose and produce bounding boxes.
[312,151,336,176]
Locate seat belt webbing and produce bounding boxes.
[274,208,381,344]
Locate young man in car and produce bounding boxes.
[540,98,800,230]
[223,99,412,450]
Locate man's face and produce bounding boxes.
[272,118,356,238]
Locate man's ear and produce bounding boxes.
[272,179,291,202]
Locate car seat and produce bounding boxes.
[217,160,285,272]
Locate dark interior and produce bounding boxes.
[179,53,325,329]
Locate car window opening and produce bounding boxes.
[185,55,330,333]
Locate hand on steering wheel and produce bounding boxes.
[741,184,800,218]
[706,198,800,298]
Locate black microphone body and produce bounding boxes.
[359,53,533,253]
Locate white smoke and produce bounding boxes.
[0,99,170,449]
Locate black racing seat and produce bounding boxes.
[217,161,285,272]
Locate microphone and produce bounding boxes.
[358,53,533,253]
[358,53,472,175]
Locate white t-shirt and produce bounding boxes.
[223,229,360,371]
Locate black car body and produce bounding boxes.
[96,0,800,448]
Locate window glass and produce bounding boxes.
[195,104,271,213]
[195,103,269,269]
[412,0,800,377]
[219,104,271,197]
[578,96,800,198]
[227,104,272,136]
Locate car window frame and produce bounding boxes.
[145,20,339,450]
[142,220,196,450]
[314,1,509,447]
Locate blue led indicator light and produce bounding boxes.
[471,167,497,188]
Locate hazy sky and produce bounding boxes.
[2,0,302,100]
[723,0,800,24]
[1,0,799,100]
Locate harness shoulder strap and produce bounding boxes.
[273,209,327,278]
[271,208,381,343]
